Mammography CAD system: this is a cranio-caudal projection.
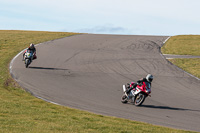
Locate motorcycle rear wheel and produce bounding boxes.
[121,94,128,103]
[134,93,146,106]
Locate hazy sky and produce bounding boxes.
[1,0,200,35]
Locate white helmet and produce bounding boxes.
[30,43,34,49]
[146,74,153,82]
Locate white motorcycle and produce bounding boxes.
[24,50,33,68]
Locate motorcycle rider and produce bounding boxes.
[125,74,153,95]
[22,43,37,61]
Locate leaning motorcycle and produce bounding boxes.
[121,82,151,106]
[24,50,33,68]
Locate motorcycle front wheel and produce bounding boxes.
[134,93,146,106]
[25,59,29,68]
[121,94,128,103]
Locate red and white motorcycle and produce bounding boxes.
[121,82,151,106]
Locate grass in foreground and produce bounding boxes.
[162,35,200,79]
[0,30,196,132]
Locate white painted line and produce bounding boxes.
[160,37,200,81]
[9,48,26,74]
[163,36,170,44]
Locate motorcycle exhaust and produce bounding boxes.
[123,85,126,93]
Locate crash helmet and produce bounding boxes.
[30,43,35,49]
[146,74,153,82]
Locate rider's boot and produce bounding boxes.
[125,86,131,96]
[22,54,25,61]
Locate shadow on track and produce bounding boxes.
[29,66,68,71]
[140,105,200,112]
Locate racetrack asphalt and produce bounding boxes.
[10,34,200,132]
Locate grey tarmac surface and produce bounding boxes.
[11,34,200,132]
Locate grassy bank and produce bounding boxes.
[162,35,200,79]
[0,30,195,132]
[168,58,200,78]
[161,35,200,56]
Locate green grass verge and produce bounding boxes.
[0,30,196,133]
[168,58,200,79]
[161,35,200,56]
[162,35,200,79]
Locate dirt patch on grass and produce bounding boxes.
[4,76,20,89]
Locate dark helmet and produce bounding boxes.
[146,74,153,82]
